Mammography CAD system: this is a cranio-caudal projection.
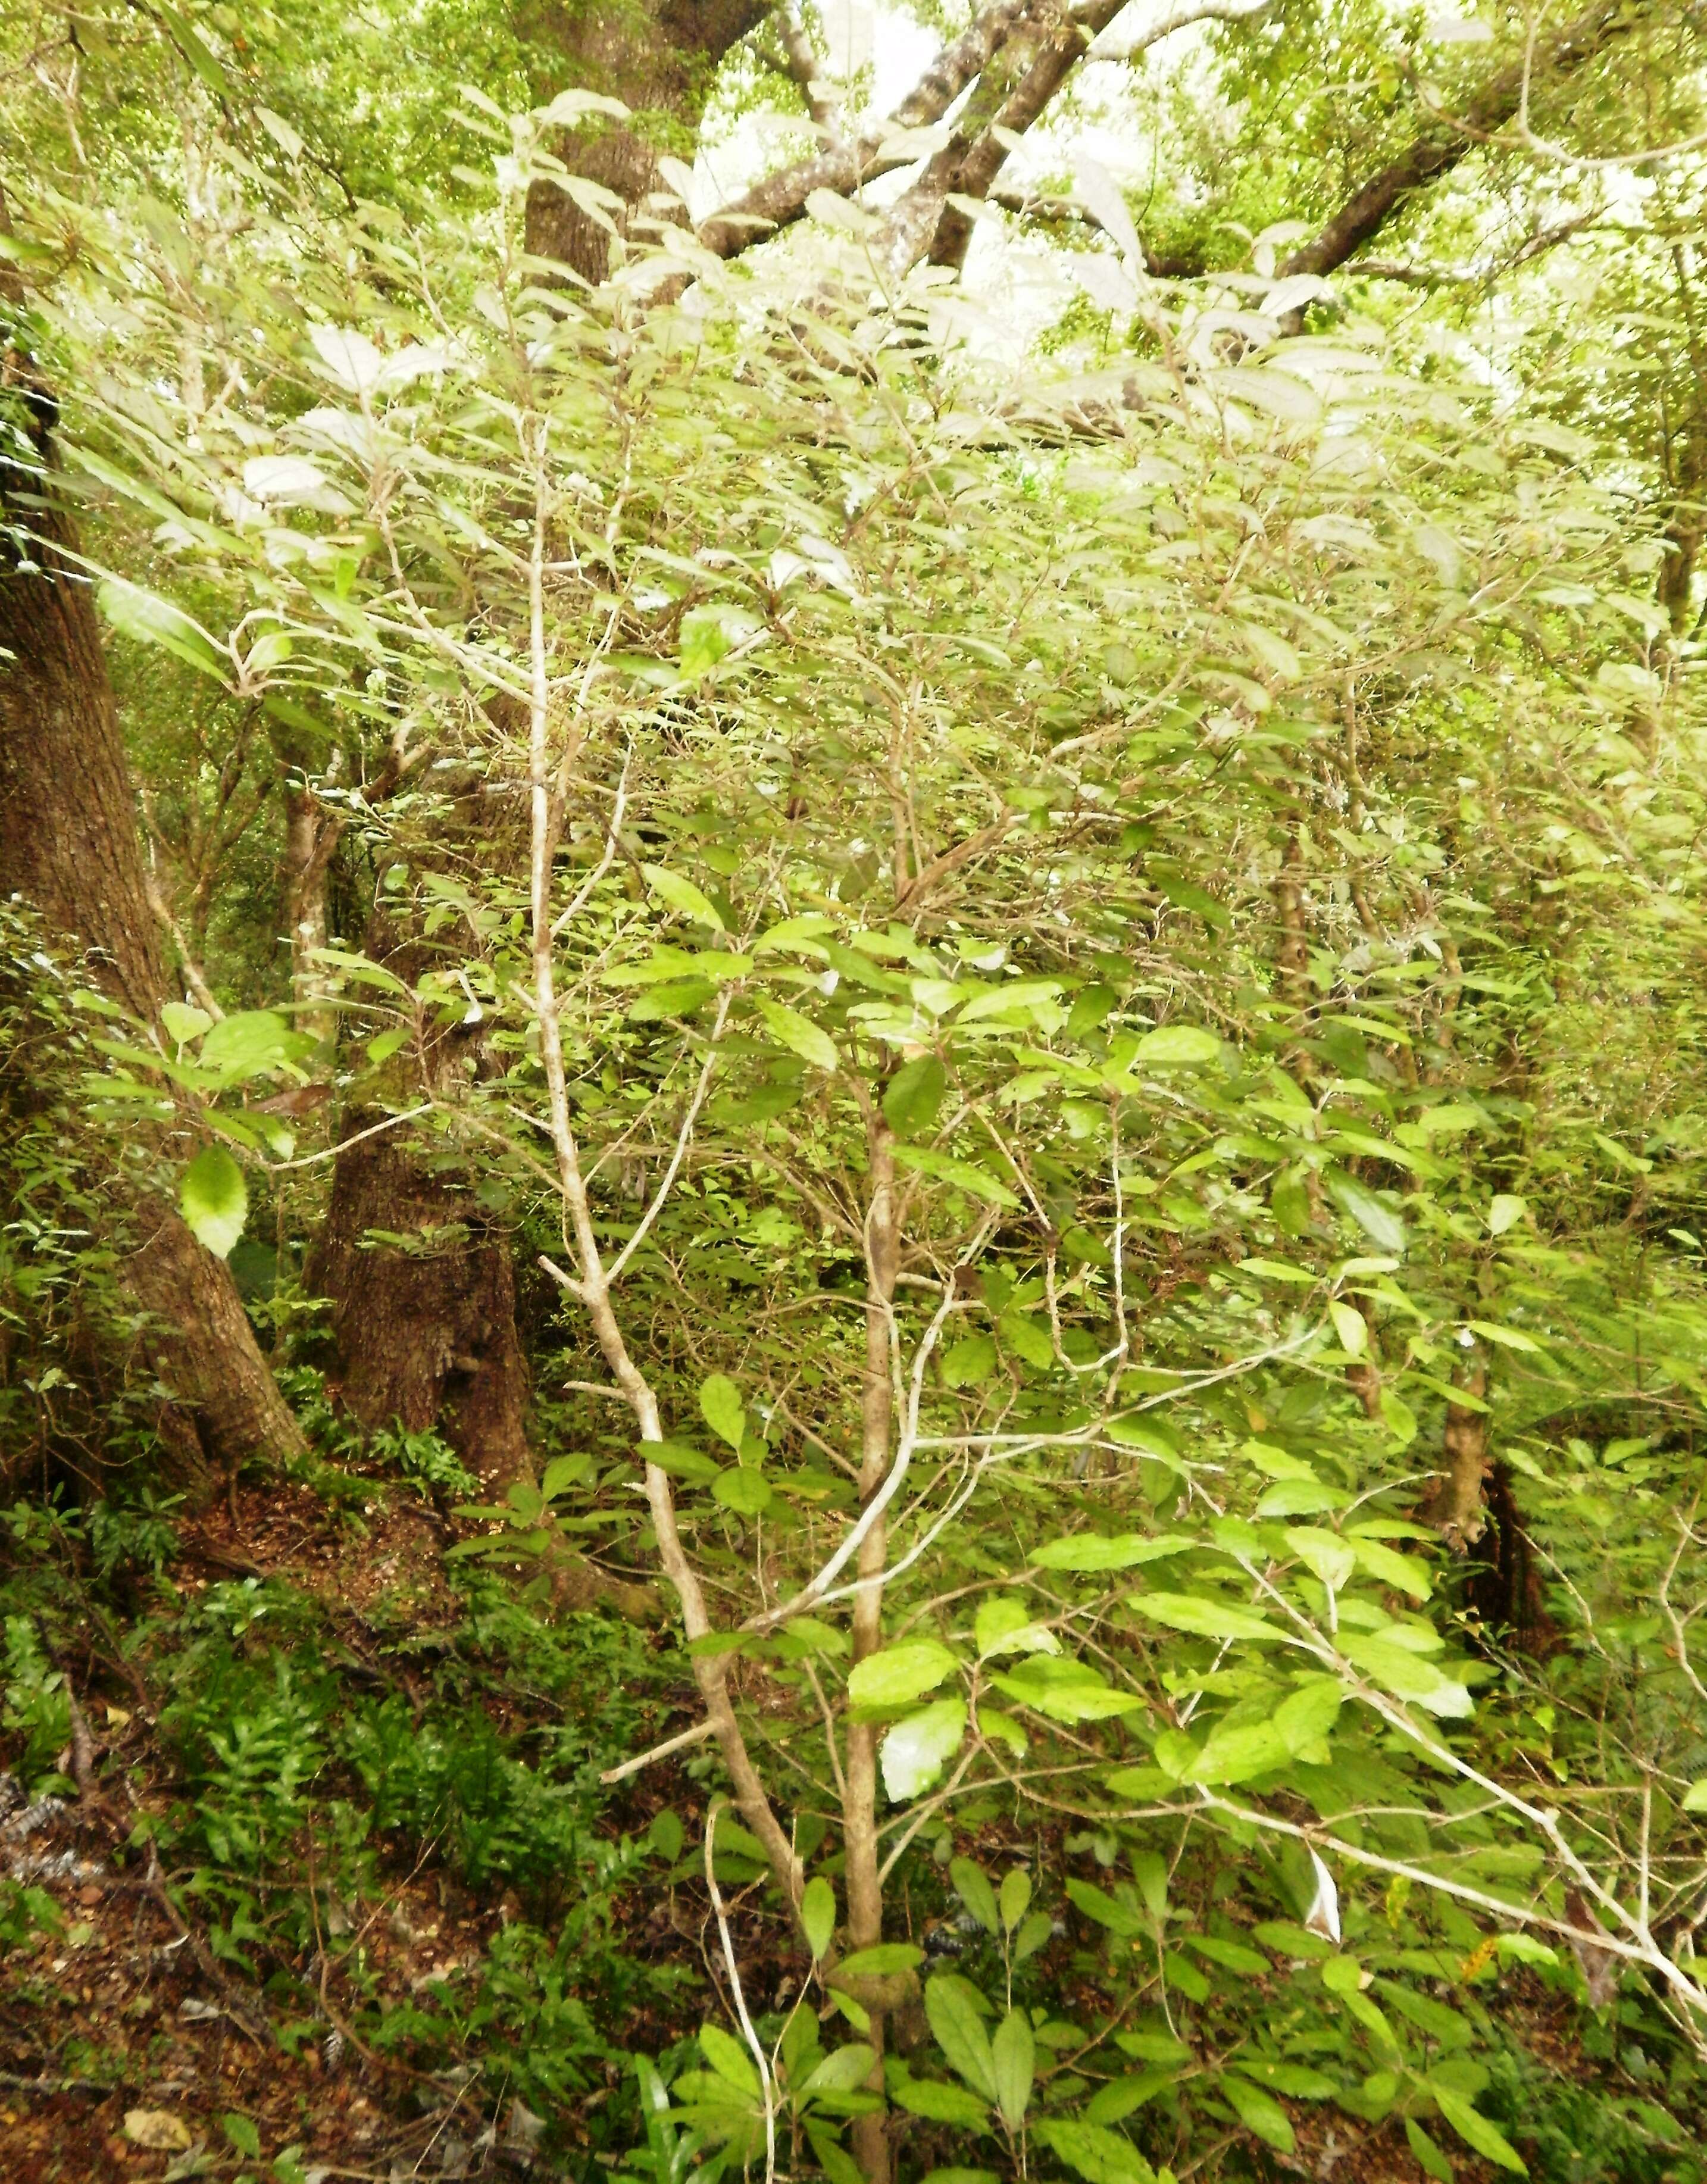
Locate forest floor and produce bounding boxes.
[0,1473,1637,2184]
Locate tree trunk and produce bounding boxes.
[0,329,305,1467]
[280,782,343,1051]
[306,902,533,1491]
[520,0,771,282]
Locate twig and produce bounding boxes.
[601,1718,717,1785]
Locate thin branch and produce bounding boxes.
[696,0,1043,260]
[601,1717,717,1784]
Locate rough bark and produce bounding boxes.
[0,293,305,1467]
[1279,0,1637,284]
[1421,1357,1491,1548]
[521,0,771,282]
[307,901,533,1492]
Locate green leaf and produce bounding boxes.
[881,1699,967,1798]
[699,2022,760,2097]
[950,1857,1001,1933]
[999,1308,1054,1369]
[180,1146,247,1259]
[894,2079,992,2126]
[1682,1780,1707,1813]
[642,864,725,931]
[1489,1193,1528,1236]
[1273,1676,1345,1758]
[539,1453,590,1499]
[1128,1593,1278,1642]
[1033,2118,1157,2184]
[222,2116,262,2160]
[680,605,745,677]
[711,1468,772,1517]
[1328,1301,1367,1356]
[989,1655,1144,1721]
[883,1054,948,1136]
[999,1868,1033,1932]
[992,2007,1034,2128]
[924,1974,997,2102]
[699,1373,746,1449]
[756,998,839,1072]
[802,1876,836,1960]
[1134,1024,1221,1067]
[974,1596,1059,1660]
[1431,2086,1527,2173]
[799,2044,876,2098]
[1220,2073,1295,2153]
[1405,2118,1455,2184]
[1339,1635,1472,1717]
[1188,1720,1290,1785]
[848,1641,958,1709]
[1350,1536,1433,1599]
[1255,1476,1348,1518]
[1030,1533,1195,1571]
[97,580,227,682]
[943,1335,999,1388]
[199,1010,302,1081]
[1064,1877,1145,1938]
[1286,1526,1356,1591]
[1325,1173,1406,1255]
[161,1002,212,1045]
[892,1144,1020,1207]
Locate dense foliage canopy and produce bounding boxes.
[5,4,1707,2181]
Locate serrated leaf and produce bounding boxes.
[1432,2086,1527,2173]
[989,1655,1144,1721]
[642,864,724,931]
[699,2021,760,2096]
[893,2077,992,2127]
[1340,1635,1472,1716]
[943,1334,998,1388]
[1034,2117,1158,2184]
[924,1974,997,2102]
[180,1146,246,1259]
[1220,2072,1295,2152]
[1274,1676,1345,1758]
